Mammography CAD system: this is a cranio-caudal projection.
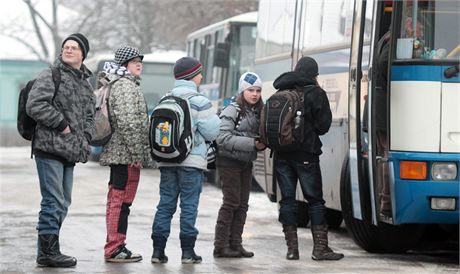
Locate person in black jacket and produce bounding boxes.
[272,56,344,261]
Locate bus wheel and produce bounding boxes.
[340,158,425,253]
[296,201,310,228]
[326,208,343,229]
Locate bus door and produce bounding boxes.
[348,0,375,223]
[367,1,394,225]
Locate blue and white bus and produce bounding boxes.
[254,0,459,252]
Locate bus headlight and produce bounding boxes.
[431,162,457,181]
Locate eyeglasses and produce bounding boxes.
[63,46,81,52]
[129,59,143,64]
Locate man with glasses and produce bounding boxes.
[26,33,95,267]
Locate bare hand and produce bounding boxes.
[255,140,266,151]
[62,126,71,134]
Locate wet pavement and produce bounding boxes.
[0,147,458,273]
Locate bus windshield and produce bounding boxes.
[396,0,460,60]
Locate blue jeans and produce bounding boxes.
[275,159,326,226]
[152,167,203,240]
[35,157,74,235]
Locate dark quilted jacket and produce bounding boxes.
[26,58,95,163]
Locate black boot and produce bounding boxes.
[282,224,299,260]
[311,225,344,260]
[213,246,241,258]
[37,234,77,267]
[230,244,254,258]
[180,237,202,264]
[151,236,168,263]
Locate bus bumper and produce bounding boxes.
[390,152,459,225]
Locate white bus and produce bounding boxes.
[254,0,459,253]
[186,12,258,185]
[186,12,258,110]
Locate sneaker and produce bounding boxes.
[105,245,142,263]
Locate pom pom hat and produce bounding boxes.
[174,57,203,80]
[238,72,262,94]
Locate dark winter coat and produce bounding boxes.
[272,71,332,162]
[26,58,95,164]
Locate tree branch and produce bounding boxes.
[23,0,49,59]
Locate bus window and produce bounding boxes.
[396,0,460,60]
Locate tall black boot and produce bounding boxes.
[37,234,77,267]
[282,224,299,260]
[311,225,344,260]
[180,237,202,264]
[151,236,168,263]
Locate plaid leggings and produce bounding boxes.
[104,165,140,257]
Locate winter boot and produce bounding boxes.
[282,224,299,260]
[311,224,344,260]
[36,234,77,267]
[151,236,168,263]
[180,237,202,264]
[213,246,241,258]
[230,244,254,258]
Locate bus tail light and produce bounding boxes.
[400,161,427,180]
[431,198,456,211]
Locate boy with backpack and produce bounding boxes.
[265,56,344,261]
[25,33,94,268]
[150,57,220,264]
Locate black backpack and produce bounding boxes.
[259,86,314,151]
[17,67,61,141]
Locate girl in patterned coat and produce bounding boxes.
[99,46,153,263]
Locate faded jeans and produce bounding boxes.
[152,167,203,240]
[275,159,326,226]
[35,156,74,235]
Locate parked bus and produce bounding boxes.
[186,12,258,110]
[85,50,185,159]
[254,0,459,253]
[186,12,258,185]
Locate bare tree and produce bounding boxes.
[2,0,258,61]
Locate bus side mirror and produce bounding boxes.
[214,42,230,68]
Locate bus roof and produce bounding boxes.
[187,12,257,40]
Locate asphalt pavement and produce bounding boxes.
[0,147,458,274]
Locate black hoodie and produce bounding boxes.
[272,59,332,162]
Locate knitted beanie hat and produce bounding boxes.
[238,72,262,94]
[294,56,319,80]
[114,46,144,66]
[174,57,202,80]
[62,33,90,60]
